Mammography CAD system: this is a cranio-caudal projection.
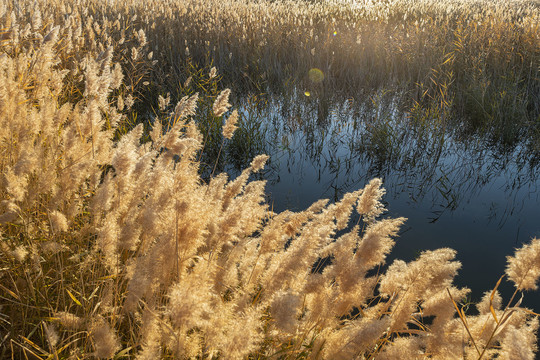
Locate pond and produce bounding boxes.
[228,89,540,311]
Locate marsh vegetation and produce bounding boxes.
[1,0,539,358]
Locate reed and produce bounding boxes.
[133,0,539,143]
[0,0,538,359]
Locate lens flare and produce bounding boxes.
[308,68,324,83]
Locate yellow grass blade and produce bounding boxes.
[20,335,48,355]
[447,288,481,356]
[67,289,82,306]
[0,283,20,300]
[489,275,504,324]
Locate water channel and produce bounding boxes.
[226,89,540,311]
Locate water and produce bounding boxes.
[232,90,540,311]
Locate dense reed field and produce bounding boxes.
[1,0,540,359]
[118,0,540,147]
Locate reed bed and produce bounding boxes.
[1,0,539,359]
[134,0,539,145]
[5,0,538,143]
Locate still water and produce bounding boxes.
[232,90,540,311]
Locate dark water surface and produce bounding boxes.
[234,90,540,311]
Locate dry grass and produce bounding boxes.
[138,0,539,134]
[0,0,539,359]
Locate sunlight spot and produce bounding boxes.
[308,68,324,83]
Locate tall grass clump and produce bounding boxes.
[1,0,539,359]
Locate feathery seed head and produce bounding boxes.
[174,93,199,121]
[223,109,239,139]
[506,238,540,290]
[91,320,120,359]
[213,88,231,117]
[250,154,269,172]
[49,210,68,233]
[55,311,84,330]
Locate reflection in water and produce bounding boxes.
[227,90,539,309]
